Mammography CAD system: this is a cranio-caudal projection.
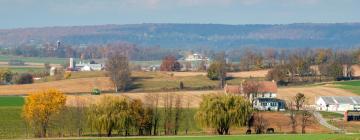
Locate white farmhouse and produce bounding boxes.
[316,96,360,112]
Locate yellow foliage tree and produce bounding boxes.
[23,89,66,137]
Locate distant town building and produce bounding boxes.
[316,96,360,112]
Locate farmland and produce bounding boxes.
[93,134,360,140]
[333,80,360,95]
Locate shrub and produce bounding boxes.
[13,73,33,84]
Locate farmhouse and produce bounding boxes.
[316,96,360,112]
[224,81,285,111]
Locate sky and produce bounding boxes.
[0,0,359,29]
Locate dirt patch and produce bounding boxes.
[259,112,330,133]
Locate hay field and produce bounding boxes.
[0,77,113,95]
[277,85,357,104]
[167,69,269,78]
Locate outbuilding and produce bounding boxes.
[316,96,360,112]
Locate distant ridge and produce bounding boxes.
[1,23,360,49]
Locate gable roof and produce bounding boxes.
[319,96,360,105]
[257,81,277,93]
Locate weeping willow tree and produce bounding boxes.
[87,96,132,137]
[195,94,253,135]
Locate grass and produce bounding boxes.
[333,80,360,95]
[8,67,45,73]
[319,111,344,119]
[0,96,26,139]
[89,134,360,140]
[0,96,24,107]
[0,55,68,64]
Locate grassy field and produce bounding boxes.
[0,96,24,106]
[319,111,344,119]
[0,96,26,139]
[99,134,360,140]
[334,80,360,95]
[0,55,68,64]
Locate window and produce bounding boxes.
[270,102,277,106]
[261,103,267,106]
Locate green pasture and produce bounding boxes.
[334,80,360,95]
[97,134,360,140]
[0,55,68,64]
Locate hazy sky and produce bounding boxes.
[1,0,359,29]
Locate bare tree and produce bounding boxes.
[242,80,260,106]
[287,101,297,133]
[105,53,131,92]
[253,112,268,134]
[300,107,313,134]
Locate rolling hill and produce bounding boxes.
[1,23,360,49]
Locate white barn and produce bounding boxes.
[316,96,360,112]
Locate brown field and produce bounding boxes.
[0,77,113,95]
[277,85,357,104]
[259,112,330,133]
[0,61,60,68]
[167,69,269,78]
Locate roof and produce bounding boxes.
[257,98,283,103]
[318,96,360,105]
[257,81,277,93]
[224,85,241,94]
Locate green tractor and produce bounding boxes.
[91,88,101,95]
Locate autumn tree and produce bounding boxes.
[195,94,253,135]
[0,68,13,84]
[266,65,288,85]
[160,55,181,71]
[87,96,131,137]
[23,89,66,137]
[105,53,131,92]
[207,52,227,88]
[130,99,154,136]
[294,93,306,111]
[242,80,260,105]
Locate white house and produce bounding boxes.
[253,98,286,111]
[224,81,285,111]
[316,96,360,112]
[76,62,103,71]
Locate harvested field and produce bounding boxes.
[277,85,357,104]
[167,69,269,78]
[0,77,113,95]
[259,112,330,134]
[66,90,220,108]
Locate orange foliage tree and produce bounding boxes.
[23,89,66,138]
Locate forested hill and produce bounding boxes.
[1,23,360,49]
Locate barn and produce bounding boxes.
[316,96,360,112]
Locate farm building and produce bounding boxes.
[316,96,360,112]
[253,98,286,111]
[224,81,278,98]
[224,81,285,111]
